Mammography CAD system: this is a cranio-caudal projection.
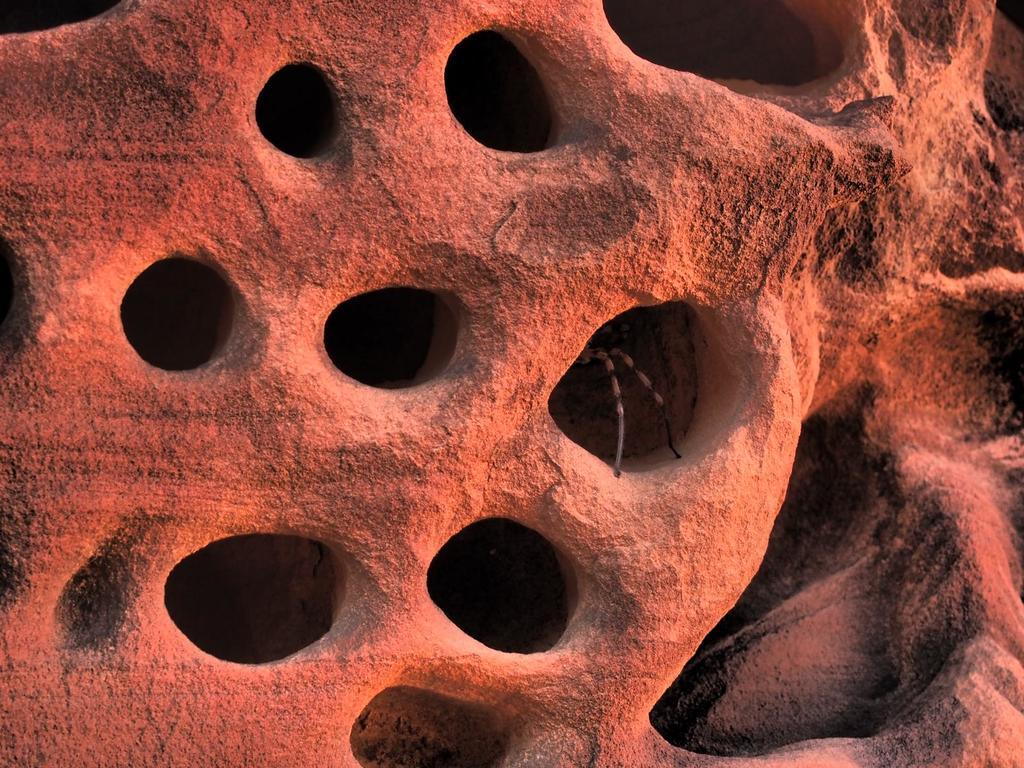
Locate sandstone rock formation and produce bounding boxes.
[0,1,1022,766]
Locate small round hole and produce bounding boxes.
[256,64,338,158]
[603,0,846,87]
[324,287,458,388]
[427,518,571,654]
[548,302,699,475]
[164,534,339,664]
[0,0,119,33]
[445,31,554,152]
[351,686,508,768]
[0,241,13,328]
[120,257,234,371]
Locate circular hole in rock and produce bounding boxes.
[548,301,698,475]
[324,287,458,388]
[256,64,338,158]
[427,518,571,654]
[120,257,234,371]
[351,686,508,768]
[603,0,846,87]
[445,30,554,152]
[0,241,13,327]
[164,533,339,664]
[0,0,119,34]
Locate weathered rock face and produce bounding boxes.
[0,1,1021,766]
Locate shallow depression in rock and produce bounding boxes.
[445,30,554,152]
[351,686,508,768]
[58,525,139,651]
[649,394,929,756]
[324,287,458,388]
[164,534,339,664]
[603,0,848,86]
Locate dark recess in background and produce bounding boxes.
[0,0,119,33]
[999,0,1024,28]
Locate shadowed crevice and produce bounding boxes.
[651,391,901,754]
[651,388,988,756]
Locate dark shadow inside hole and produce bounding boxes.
[351,686,508,768]
[0,242,12,327]
[0,0,119,33]
[120,257,233,371]
[548,302,698,474]
[427,518,570,654]
[602,0,844,86]
[256,64,338,158]
[58,524,139,651]
[164,534,338,664]
[324,287,457,388]
[445,31,554,152]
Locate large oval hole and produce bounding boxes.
[427,518,571,654]
[120,257,234,372]
[603,0,847,87]
[324,287,458,388]
[445,31,554,152]
[548,302,698,476]
[164,534,340,664]
[0,0,120,33]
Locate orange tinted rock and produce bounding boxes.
[0,1,1021,767]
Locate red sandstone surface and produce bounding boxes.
[1,1,1023,766]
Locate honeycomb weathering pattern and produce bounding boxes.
[0,0,1022,766]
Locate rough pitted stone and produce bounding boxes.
[0,1,1022,767]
